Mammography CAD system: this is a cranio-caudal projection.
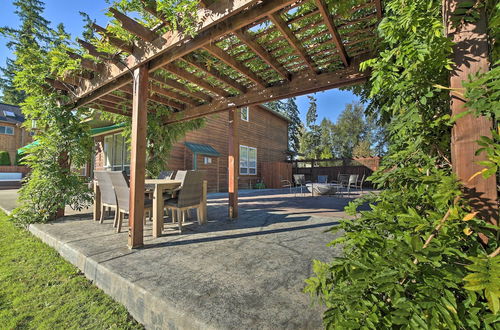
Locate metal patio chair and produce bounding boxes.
[158,170,174,180]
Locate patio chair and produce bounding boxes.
[164,170,204,233]
[158,170,174,180]
[345,174,359,195]
[317,175,328,184]
[293,174,307,195]
[94,171,119,226]
[333,174,350,187]
[281,177,293,193]
[356,174,366,192]
[108,171,153,233]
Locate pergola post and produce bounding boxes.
[128,64,149,249]
[446,0,498,226]
[228,108,239,219]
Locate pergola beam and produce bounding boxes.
[91,23,134,53]
[164,63,230,97]
[375,0,383,19]
[182,55,247,93]
[315,0,349,67]
[204,44,267,87]
[269,12,318,75]
[150,74,213,103]
[234,30,290,81]
[166,57,369,124]
[150,84,199,106]
[66,51,105,73]
[73,0,297,107]
[109,8,157,42]
[77,38,116,61]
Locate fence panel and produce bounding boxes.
[261,162,292,189]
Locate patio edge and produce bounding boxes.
[28,223,213,330]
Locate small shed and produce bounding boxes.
[184,142,221,192]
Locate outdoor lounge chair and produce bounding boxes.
[164,170,204,233]
[356,174,366,192]
[346,174,359,194]
[293,174,308,195]
[108,171,153,233]
[94,171,119,225]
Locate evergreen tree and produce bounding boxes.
[0,0,55,104]
[266,97,302,155]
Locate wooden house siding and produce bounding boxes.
[93,105,289,192]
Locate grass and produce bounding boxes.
[0,211,143,329]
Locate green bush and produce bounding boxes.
[0,151,11,166]
[15,152,25,166]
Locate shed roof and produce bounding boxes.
[184,142,221,157]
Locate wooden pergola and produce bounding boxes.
[47,0,497,249]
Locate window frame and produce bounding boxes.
[0,125,14,135]
[239,145,257,175]
[103,132,130,172]
[240,106,249,122]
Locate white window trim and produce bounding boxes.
[0,125,14,135]
[240,106,249,122]
[239,145,257,175]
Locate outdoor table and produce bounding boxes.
[93,179,208,238]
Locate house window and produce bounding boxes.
[239,145,257,175]
[103,133,130,172]
[3,110,15,117]
[240,107,249,121]
[0,125,14,135]
[204,157,212,165]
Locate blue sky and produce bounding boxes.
[0,0,360,123]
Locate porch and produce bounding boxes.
[26,189,367,329]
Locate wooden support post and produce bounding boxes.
[446,0,498,227]
[128,64,149,249]
[228,108,239,219]
[93,180,101,221]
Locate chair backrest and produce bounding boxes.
[338,174,350,184]
[158,170,174,180]
[293,174,305,185]
[348,174,359,185]
[108,171,130,212]
[174,170,187,185]
[317,175,328,184]
[177,171,203,208]
[358,174,365,184]
[94,171,117,206]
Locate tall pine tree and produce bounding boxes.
[0,0,54,105]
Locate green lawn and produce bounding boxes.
[0,211,143,329]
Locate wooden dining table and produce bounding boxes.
[93,178,208,238]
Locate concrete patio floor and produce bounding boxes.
[4,188,370,329]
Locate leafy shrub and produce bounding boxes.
[305,0,499,328]
[0,151,11,166]
[15,152,25,166]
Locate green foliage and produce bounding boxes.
[306,0,499,328]
[0,151,11,166]
[266,98,302,154]
[14,152,25,166]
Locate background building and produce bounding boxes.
[0,103,32,165]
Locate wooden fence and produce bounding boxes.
[261,162,292,189]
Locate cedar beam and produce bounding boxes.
[182,55,247,93]
[234,30,290,80]
[45,78,72,91]
[375,0,382,19]
[66,51,105,73]
[148,93,186,111]
[91,23,135,53]
[228,108,239,219]
[446,0,498,229]
[128,64,149,249]
[91,101,131,116]
[164,63,230,97]
[139,0,171,28]
[77,38,116,61]
[150,73,212,103]
[166,57,369,124]
[73,0,297,107]
[204,44,267,87]
[150,84,199,106]
[269,12,318,75]
[315,0,349,67]
[109,8,157,42]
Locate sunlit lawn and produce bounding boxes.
[0,210,143,329]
